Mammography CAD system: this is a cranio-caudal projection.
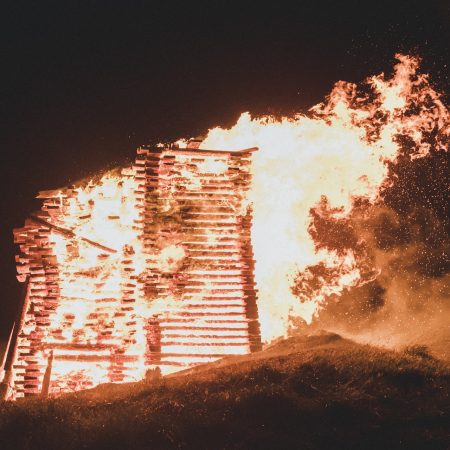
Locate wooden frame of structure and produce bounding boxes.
[2,145,262,399]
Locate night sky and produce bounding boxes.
[1,1,449,339]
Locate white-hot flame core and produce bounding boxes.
[201,54,449,342]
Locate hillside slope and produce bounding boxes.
[0,332,449,450]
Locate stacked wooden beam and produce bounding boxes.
[135,146,262,372]
[12,207,60,397]
[8,145,262,399]
[10,173,143,398]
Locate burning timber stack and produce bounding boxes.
[1,144,261,400]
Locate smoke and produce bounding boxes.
[304,149,450,358]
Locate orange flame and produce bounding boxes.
[201,54,449,341]
[9,53,448,399]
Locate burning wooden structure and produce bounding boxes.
[2,145,261,399]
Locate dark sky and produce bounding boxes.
[1,1,449,339]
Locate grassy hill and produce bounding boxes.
[0,332,449,450]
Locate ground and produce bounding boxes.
[0,332,449,449]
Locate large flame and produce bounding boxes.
[201,54,449,342]
[9,53,448,399]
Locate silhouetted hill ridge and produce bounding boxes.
[0,332,449,450]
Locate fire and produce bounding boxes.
[5,53,448,399]
[8,146,260,399]
[201,53,448,341]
